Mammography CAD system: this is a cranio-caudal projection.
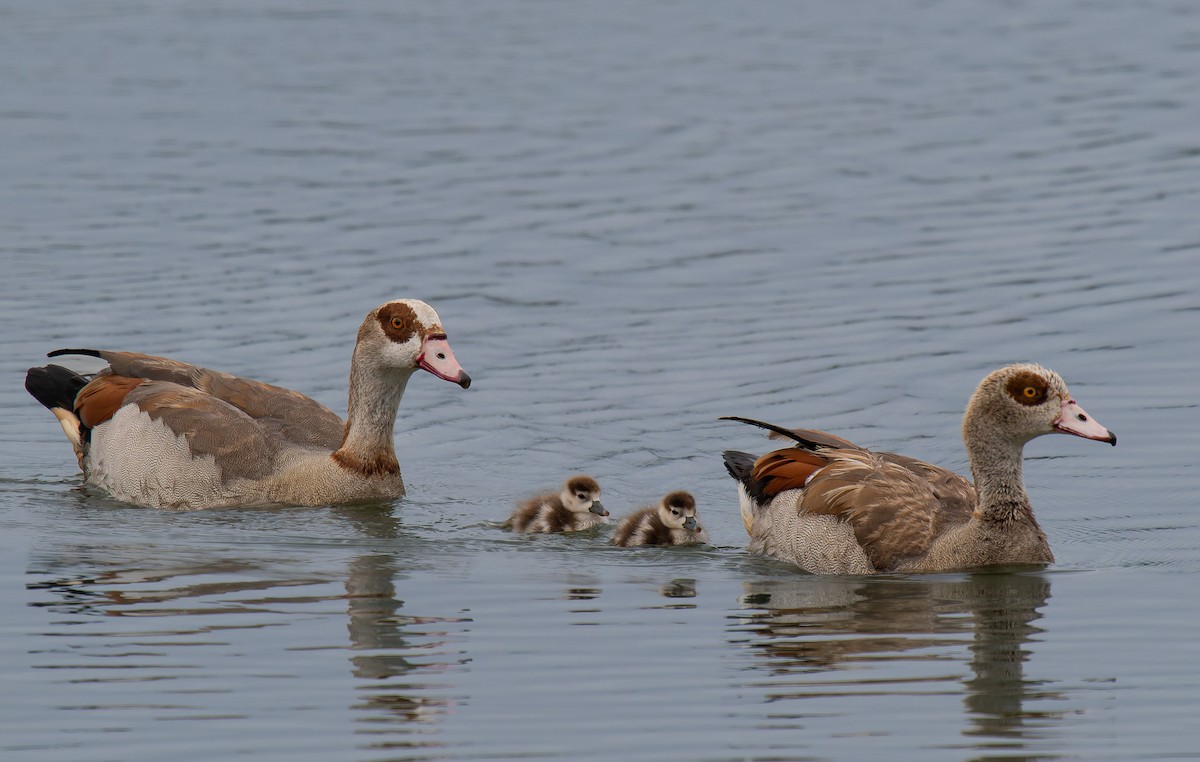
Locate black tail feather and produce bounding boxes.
[47,348,102,359]
[720,417,854,453]
[722,449,772,505]
[722,449,756,482]
[719,415,823,448]
[25,364,89,412]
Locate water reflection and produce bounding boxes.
[27,554,325,621]
[341,549,469,756]
[733,572,1061,757]
[26,505,466,756]
[561,574,603,602]
[660,577,697,599]
[331,506,461,728]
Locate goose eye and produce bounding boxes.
[390,317,406,330]
[1006,372,1049,406]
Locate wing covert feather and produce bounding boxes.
[124,382,281,481]
[93,350,345,449]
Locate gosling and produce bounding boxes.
[506,475,608,533]
[612,491,709,547]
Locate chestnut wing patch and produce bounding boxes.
[751,448,831,496]
[75,375,145,429]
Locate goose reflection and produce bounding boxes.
[341,551,455,728]
[330,505,470,735]
[25,502,464,751]
[733,572,1059,750]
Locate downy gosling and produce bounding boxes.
[506,475,609,533]
[612,491,709,547]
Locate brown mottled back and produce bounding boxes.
[91,350,346,449]
[746,431,977,572]
[61,350,351,484]
[876,452,977,532]
[122,381,283,481]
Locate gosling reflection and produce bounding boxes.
[661,578,697,599]
[734,572,1057,745]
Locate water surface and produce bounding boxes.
[2,1,1198,760]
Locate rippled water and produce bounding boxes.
[2,1,1199,760]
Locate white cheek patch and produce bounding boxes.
[384,336,421,365]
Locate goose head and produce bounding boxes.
[356,299,471,388]
[561,475,607,516]
[657,490,700,531]
[963,363,1115,447]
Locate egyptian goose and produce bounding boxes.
[24,299,471,509]
[612,491,709,547]
[721,363,1116,574]
[505,475,608,533]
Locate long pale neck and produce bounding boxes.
[334,357,413,475]
[964,417,1036,526]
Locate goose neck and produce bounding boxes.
[335,359,413,474]
[964,420,1035,525]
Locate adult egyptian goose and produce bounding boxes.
[721,363,1115,574]
[24,299,471,510]
[505,475,608,533]
[612,491,709,547]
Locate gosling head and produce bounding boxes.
[965,363,1115,447]
[657,490,700,532]
[561,475,607,516]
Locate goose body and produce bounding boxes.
[722,364,1115,574]
[612,491,709,547]
[25,299,471,510]
[506,475,608,533]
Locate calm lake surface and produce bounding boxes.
[2,1,1199,760]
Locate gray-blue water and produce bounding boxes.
[2,1,1198,760]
